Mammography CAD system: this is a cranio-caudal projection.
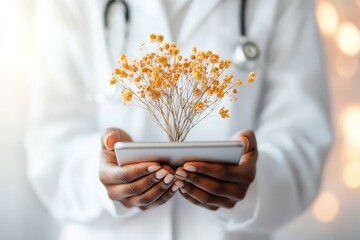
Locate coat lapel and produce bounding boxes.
[177,0,222,44]
[135,0,173,41]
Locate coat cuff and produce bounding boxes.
[215,142,299,233]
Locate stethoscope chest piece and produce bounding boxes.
[231,36,259,70]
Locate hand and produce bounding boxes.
[175,130,258,210]
[99,128,177,211]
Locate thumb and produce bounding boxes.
[102,128,132,151]
[231,130,257,154]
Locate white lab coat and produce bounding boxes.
[25,0,332,240]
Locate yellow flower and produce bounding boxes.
[122,62,130,70]
[122,90,133,103]
[224,74,234,83]
[109,77,118,86]
[114,68,121,74]
[193,88,202,96]
[156,35,164,42]
[194,101,204,112]
[247,77,255,83]
[172,73,180,81]
[213,80,220,86]
[150,33,156,42]
[247,72,256,83]
[219,107,230,118]
[150,89,161,100]
[193,71,202,80]
[236,80,243,86]
[171,48,180,56]
[219,60,225,69]
[224,60,232,69]
[141,67,150,73]
[216,88,225,98]
[135,76,142,82]
[220,83,228,89]
[118,54,127,63]
[138,90,146,98]
[210,54,219,64]
[198,51,206,60]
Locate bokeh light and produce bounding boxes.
[312,192,340,223]
[335,55,359,78]
[343,161,360,188]
[336,22,360,56]
[316,1,339,35]
[343,106,360,161]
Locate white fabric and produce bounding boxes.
[163,0,192,41]
[25,0,332,240]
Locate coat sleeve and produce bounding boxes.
[215,0,332,233]
[25,0,140,222]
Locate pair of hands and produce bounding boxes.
[99,128,258,211]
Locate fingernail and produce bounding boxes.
[164,174,175,184]
[183,165,197,172]
[172,185,179,192]
[147,165,161,173]
[105,133,114,150]
[180,188,186,194]
[175,169,187,180]
[241,136,250,152]
[155,169,168,179]
[175,180,184,188]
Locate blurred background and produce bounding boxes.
[0,0,359,239]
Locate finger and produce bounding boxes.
[230,130,257,154]
[106,168,169,199]
[180,191,219,211]
[123,173,176,207]
[181,161,247,183]
[161,164,176,175]
[99,161,161,185]
[102,128,132,150]
[140,186,177,210]
[175,168,247,200]
[179,181,236,209]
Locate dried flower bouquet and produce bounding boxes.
[110,34,256,142]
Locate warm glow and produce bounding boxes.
[343,106,360,161]
[336,23,360,56]
[336,55,359,78]
[316,2,339,35]
[312,192,339,223]
[0,2,24,72]
[343,161,360,188]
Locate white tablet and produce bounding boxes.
[114,141,244,167]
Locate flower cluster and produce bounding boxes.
[110,34,256,141]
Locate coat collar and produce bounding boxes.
[135,0,222,44]
[177,0,222,44]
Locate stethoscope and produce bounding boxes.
[104,0,260,70]
[92,1,260,105]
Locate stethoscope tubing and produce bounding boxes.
[103,0,248,40]
[104,0,130,28]
[97,0,258,103]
